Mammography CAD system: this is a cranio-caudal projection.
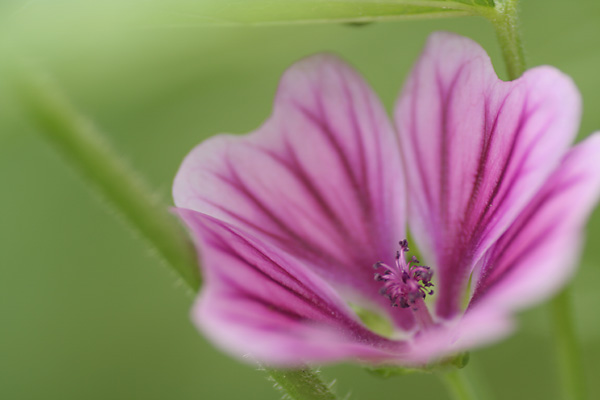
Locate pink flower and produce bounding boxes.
[173,32,600,366]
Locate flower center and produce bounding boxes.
[373,239,434,311]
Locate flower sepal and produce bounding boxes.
[365,352,470,379]
[365,365,422,379]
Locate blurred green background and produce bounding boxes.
[1,1,600,399]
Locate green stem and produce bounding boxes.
[264,368,338,400]
[11,66,338,400]
[550,288,587,400]
[488,0,526,80]
[440,369,477,400]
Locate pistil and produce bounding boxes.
[374,240,435,329]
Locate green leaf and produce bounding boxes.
[172,0,495,25]
[3,0,497,31]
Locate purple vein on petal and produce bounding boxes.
[210,162,310,246]
[255,140,343,228]
[462,92,507,221]
[245,140,357,263]
[198,215,357,324]
[291,98,367,212]
[436,61,469,228]
[339,71,372,209]
[477,103,552,234]
[190,211,405,355]
[470,98,532,235]
[209,236,348,323]
[408,64,435,215]
[206,166,348,268]
[469,177,583,305]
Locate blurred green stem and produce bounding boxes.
[487,0,526,80]
[12,66,338,400]
[12,68,202,292]
[550,289,587,400]
[440,369,477,400]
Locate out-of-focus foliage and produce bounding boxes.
[0,1,497,27]
[1,1,600,399]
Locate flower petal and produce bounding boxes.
[394,32,581,318]
[407,306,514,364]
[409,131,600,362]
[469,134,600,311]
[408,135,600,363]
[174,55,411,328]
[177,208,405,365]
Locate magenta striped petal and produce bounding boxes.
[407,304,514,364]
[177,209,406,365]
[406,133,600,361]
[469,134,600,311]
[173,55,411,329]
[395,32,581,319]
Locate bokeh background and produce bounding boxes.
[1,0,599,399]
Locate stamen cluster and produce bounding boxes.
[374,240,434,310]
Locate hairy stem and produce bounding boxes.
[12,67,202,292]
[265,368,338,400]
[489,0,526,80]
